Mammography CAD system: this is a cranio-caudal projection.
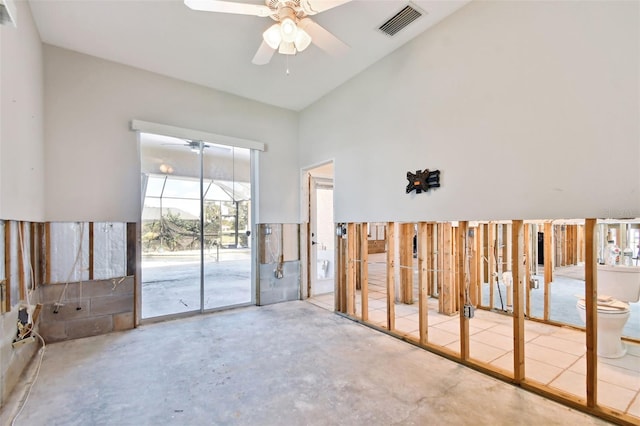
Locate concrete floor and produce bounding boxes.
[141,249,252,318]
[3,301,611,426]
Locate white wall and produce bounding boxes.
[0,0,45,221]
[299,0,640,223]
[44,45,299,223]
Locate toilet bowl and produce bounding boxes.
[576,265,640,358]
[576,298,630,358]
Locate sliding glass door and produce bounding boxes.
[140,133,253,319]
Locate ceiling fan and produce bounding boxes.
[184,0,352,64]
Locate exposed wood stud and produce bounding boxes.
[386,222,395,331]
[346,223,356,316]
[5,221,12,312]
[18,222,25,301]
[426,223,435,296]
[418,222,429,345]
[336,229,347,313]
[439,222,455,314]
[471,225,481,307]
[505,224,513,310]
[360,223,369,322]
[488,223,496,310]
[400,223,414,304]
[512,220,525,382]
[45,222,51,285]
[482,223,489,285]
[453,225,459,312]
[585,218,598,408]
[459,221,469,360]
[30,223,38,290]
[126,223,137,277]
[436,223,443,303]
[524,223,531,318]
[89,222,95,280]
[544,222,553,321]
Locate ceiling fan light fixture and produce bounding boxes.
[280,17,297,43]
[294,27,311,52]
[263,23,282,49]
[278,41,296,55]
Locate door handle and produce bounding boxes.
[312,241,317,245]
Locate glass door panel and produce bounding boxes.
[203,145,252,310]
[140,135,203,318]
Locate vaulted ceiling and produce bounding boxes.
[28,0,470,111]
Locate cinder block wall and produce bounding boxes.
[0,295,42,408]
[38,277,134,342]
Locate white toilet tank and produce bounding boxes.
[598,265,640,302]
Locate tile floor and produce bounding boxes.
[308,260,640,420]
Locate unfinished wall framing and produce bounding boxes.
[333,219,639,426]
[1,220,139,409]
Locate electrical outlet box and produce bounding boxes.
[463,304,475,319]
[12,336,36,349]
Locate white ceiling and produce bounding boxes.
[28,0,470,111]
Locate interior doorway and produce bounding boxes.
[305,162,335,308]
[139,132,254,319]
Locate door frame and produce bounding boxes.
[132,120,264,325]
[300,160,334,300]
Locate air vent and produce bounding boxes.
[378,4,423,37]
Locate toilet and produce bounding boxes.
[576,265,640,358]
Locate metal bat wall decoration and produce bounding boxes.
[406,169,440,194]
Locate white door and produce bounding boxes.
[310,177,334,296]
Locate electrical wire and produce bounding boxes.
[9,330,46,426]
[54,222,85,312]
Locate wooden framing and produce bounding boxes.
[417,222,429,345]
[89,222,95,280]
[488,222,496,310]
[45,222,51,284]
[544,222,553,321]
[438,222,455,315]
[512,220,525,382]
[4,221,11,312]
[335,228,346,313]
[436,223,443,301]
[386,222,395,331]
[427,224,436,296]
[458,221,469,360]
[18,222,25,301]
[332,218,635,426]
[30,223,38,291]
[346,223,356,316]
[524,223,531,318]
[399,223,414,304]
[359,223,368,322]
[585,218,598,408]
[471,225,481,307]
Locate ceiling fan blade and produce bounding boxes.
[299,18,349,56]
[299,0,352,15]
[184,0,271,17]
[252,40,276,65]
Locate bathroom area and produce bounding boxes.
[317,218,640,424]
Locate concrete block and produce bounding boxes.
[90,295,133,316]
[113,312,134,331]
[65,316,113,340]
[39,283,65,302]
[41,300,91,322]
[113,276,134,295]
[38,321,68,342]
